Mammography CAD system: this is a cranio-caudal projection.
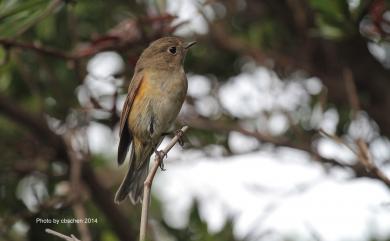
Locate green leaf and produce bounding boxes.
[0,0,61,37]
[0,0,48,20]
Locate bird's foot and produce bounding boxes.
[161,130,185,146]
[175,129,185,146]
[154,150,167,171]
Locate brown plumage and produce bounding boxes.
[115,37,196,204]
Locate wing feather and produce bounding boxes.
[117,71,144,165]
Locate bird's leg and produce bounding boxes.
[149,116,167,170]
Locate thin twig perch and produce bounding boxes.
[45,228,81,241]
[139,125,189,241]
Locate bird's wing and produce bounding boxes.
[117,70,144,165]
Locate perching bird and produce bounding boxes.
[115,37,196,204]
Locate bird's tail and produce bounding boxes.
[114,139,152,204]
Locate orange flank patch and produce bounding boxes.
[128,72,153,127]
[134,77,149,103]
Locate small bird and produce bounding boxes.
[115,36,196,204]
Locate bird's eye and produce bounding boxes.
[168,46,177,55]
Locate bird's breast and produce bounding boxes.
[128,68,187,140]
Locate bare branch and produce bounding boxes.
[0,38,74,59]
[181,115,348,167]
[45,228,81,241]
[65,133,92,241]
[318,128,359,156]
[356,139,390,186]
[319,128,390,187]
[139,126,189,241]
[343,68,360,119]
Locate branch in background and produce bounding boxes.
[0,93,136,241]
[0,37,123,60]
[318,129,358,156]
[181,114,332,159]
[319,128,390,187]
[182,115,390,188]
[139,126,189,241]
[343,68,360,119]
[65,133,92,241]
[180,115,346,169]
[0,14,185,62]
[180,115,309,151]
[356,139,390,185]
[45,228,80,241]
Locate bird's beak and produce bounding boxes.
[184,41,197,49]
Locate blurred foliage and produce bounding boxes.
[0,0,389,241]
[309,0,353,39]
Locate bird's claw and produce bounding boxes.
[159,161,166,171]
[154,150,167,171]
[175,129,185,146]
